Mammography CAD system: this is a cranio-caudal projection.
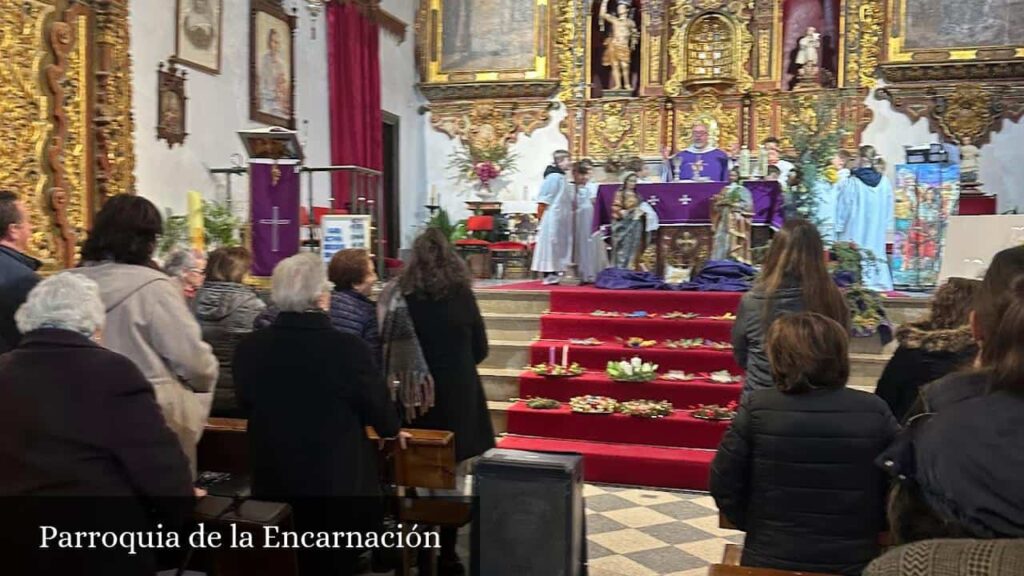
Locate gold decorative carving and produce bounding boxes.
[754,94,773,145]
[95,0,136,200]
[427,101,556,149]
[665,0,754,96]
[585,101,641,158]
[554,0,582,101]
[881,60,1024,84]
[841,0,882,87]
[876,83,1024,146]
[671,89,738,153]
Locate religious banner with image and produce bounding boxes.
[891,163,960,289]
[250,162,301,276]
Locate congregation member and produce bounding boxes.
[164,248,207,303]
[71,194,218,474]
[836,144,895,291]
[865,539,1024,576]
[732,219,849,396]
[882,247,1024,544]
[233,253,405,576]
[531,149,574,285]
[0,273,194,576]
[327,248,381,358]
[192,247,266,418]
[711,312,899,576]
[0,190,40,354]
[875,277,979,421]
[380,228,494,575]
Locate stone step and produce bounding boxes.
[480,368,522,402]
[488,400,511,435]
[475,290,549,315]
[481,313,541,341]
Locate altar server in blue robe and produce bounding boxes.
[573,161,607,283]
[661,122,730,182]
[532,151,574,285]
[836,145,894,291]
[815,150,852,242]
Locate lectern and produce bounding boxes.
[239,128,303,276]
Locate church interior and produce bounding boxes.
[2,0,1024,575]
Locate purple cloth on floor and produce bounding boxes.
[595,268,671,290]
[676,260,755,292]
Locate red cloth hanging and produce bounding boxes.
[326,2,382,213]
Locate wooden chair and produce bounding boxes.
[197,417,249,476]
[367,427,470,576]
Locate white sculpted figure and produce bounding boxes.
[796,26,822,80]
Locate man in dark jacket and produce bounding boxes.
[0,191,41,354]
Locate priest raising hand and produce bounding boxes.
[661,122,730,183]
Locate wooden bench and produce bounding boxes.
[707,565,841,576]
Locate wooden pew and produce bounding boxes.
[707,565,841,576]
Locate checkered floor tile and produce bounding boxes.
[583,484,744,576]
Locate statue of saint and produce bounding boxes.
[600,0,638,91]
[959,136,980,184]
[795,27,822,83]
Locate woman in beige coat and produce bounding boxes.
[72,195,217,474]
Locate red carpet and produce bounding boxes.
[518,372,741,407]
[496,287,745,491]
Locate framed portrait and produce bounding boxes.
[250,0,296,129]
[887,0,1024,63]
[420,0,552,85]
[174,0,223,74]
[157,62,188,148]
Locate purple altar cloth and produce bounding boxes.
[594,181,785,232]
[250,163,301,277]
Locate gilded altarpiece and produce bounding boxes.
[1,0,134,269]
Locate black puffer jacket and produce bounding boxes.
[192,281,266,417]
[875,322,977,422]
[710,387,899,576]
[731,285,807,394]
[327,289,380,361]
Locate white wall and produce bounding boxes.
[130,0,332,219]
[379,0,429,249]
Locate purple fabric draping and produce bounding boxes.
[594,181,784,232]
[594,260,756,291]
[250,163,301,276]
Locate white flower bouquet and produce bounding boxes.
[606,356,658,382]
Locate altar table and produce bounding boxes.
[593,181,785,231]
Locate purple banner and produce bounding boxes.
[594,181,784,231]
[250,163,301,277]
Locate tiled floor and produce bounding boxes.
[582,483,744,576]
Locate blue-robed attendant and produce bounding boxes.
[531,152,574,285]
[836,145,894,292]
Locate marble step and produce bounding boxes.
[479,368,522,402]
[475,290,549,315]
[481,313,541,341]
[488,400,511,435]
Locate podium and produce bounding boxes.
[239,128,303,277]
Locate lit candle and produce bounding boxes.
[562,345,569,368]
[430,185,437,205]
[549,346,556,367]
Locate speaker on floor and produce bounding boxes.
[471,449,586,576]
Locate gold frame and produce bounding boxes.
[664,1,754,96]
[423,0,551,84]
[886,0,1024,63]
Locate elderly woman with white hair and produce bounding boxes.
[233,253,405,575]
[0,273,195,575]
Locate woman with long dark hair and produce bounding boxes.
[380,227,493,575]
[71,195,217,474]
[732,218,849,395]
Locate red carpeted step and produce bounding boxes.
[518,371,741,407]
[549,289,742,315]
[506,402,729,450]
[530,341,740,373]
[497,435,716,491]
[541,313,733,341]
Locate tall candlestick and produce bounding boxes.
[549,346,556,367]
[562,345,569,368]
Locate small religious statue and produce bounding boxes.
[610,172,657,269]
[959,136,980,185]
[600,0,638,92]
[795,26,822,86]
[710,168,754,263]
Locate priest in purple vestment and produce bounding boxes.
[661,122,730,182]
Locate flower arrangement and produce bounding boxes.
[708,370,743,383]
[448,142,517,189]
[524,397,561,410]
[606,357,659,382]
[690,402,738,420]
[663,311,700,319]
[663,371,698,381]
[618,400,673,418]
[529,362,585,377]
[570,395,619,414]
[569,338,604,346]
[620,337,657,349]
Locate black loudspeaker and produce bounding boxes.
[472,449,586,576]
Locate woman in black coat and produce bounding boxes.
[0,273,194,576]
[711,312,898,576]
[233,253,402,575]
[380,228,494,574]
[875,278,979,422]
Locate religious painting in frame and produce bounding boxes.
[157,61,188,148]
[887,0,1024,63]
[249,0,296,129]
[423,0,551,83]
[174,0,223,74]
